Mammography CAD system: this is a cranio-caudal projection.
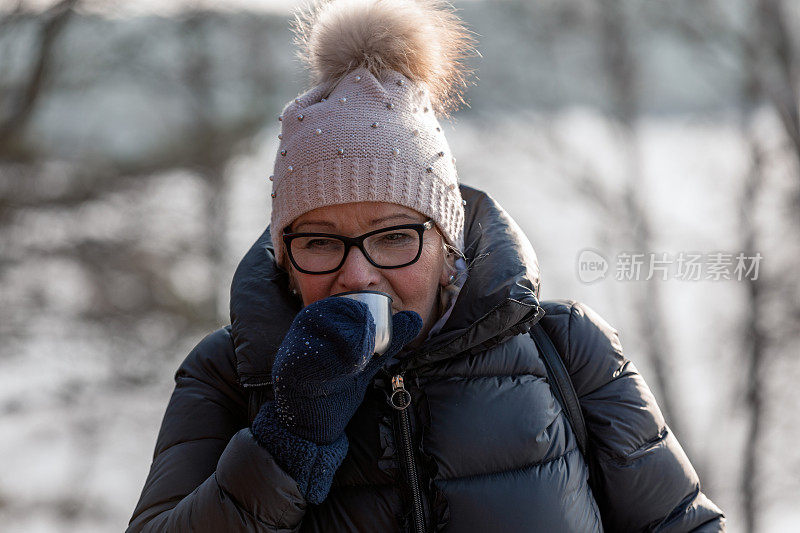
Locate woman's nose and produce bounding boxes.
[335,246,382,291]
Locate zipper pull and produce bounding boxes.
[388,374,412,410]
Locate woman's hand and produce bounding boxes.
[268,296,422,444]
[250,296,421,504]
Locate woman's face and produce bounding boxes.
[286,202,450,338]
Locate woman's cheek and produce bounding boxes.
[296,274,335,306]
[393,254,442,318]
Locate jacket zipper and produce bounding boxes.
[388,373,426,533]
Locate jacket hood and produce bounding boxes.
[229,185,543,386]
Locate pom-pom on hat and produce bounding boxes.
[269,0,477,266]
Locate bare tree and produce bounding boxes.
[738,3,782,531]
[178,10,276,324]
[754,0,800,177]
[0,0,79,156]
[738,108,767,533]
[658,1,800,529]
[665,0,800,226]
[595,0,689,447]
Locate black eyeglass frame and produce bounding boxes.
[283,219,435,275]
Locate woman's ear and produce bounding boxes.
[439,249,455,287]
[287,269,301,298]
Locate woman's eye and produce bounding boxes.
[381,232,413,244]
[304,238,338,250]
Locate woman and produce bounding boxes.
[128,0,725,531]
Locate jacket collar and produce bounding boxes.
[229,185,543,386]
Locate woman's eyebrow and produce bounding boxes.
[292,220,336,232]
[293,214,418,232]
[369,214,419,225]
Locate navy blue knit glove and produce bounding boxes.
[251,296,422,504]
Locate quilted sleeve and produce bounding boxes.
[539,301,726,532]
[126,328,307,532]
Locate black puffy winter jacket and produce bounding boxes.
[128,186,725,532]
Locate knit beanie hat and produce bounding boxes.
[269,0,476,266]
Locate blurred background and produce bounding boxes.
[1,0,799,531]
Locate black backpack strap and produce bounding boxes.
[530,322,589,459]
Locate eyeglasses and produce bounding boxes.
[283,220,434,274]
